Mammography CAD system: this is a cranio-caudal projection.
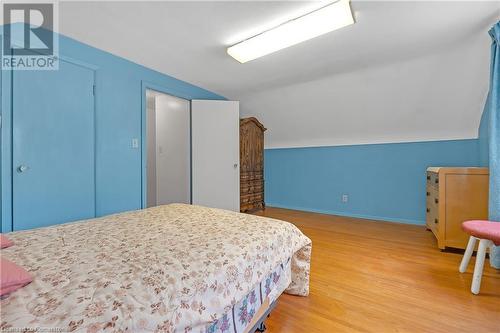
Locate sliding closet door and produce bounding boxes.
[191,100,240,211]
[12,59,95,230]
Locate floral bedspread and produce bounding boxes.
[207,258,291,333]
[0,204,312,333]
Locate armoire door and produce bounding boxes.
[12,59,95,230]
[191,100,240,211]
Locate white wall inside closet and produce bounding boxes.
[146,90,191,207]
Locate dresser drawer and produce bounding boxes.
[241,192,263,204]
[426,187,439,210]
[428,190,439,206]
[241,180,264,194]
[426,201,439,233]
[241,172,263,181]
[426,171,439,189]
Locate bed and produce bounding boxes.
[0,204,312,333]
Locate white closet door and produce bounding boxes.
[191,100,240,211]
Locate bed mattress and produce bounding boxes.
[0,204,311,333]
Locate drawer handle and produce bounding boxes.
[426,192,430,196]
[434,198,439,204]
[426,208,430,213]
[434,218,439,224]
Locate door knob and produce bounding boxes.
[17,165,29,173]
[233,163,238,169]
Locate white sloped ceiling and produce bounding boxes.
[59,1,500,148]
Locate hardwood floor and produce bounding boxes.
[254,207,500,333]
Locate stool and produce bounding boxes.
[459,220,500,294]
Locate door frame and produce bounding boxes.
[1,55,98,232]
[140,81,197,209]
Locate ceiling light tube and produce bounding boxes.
[227,0,354,63]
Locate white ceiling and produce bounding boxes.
[60,1,500,148]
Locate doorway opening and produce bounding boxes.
[145,89,191,207]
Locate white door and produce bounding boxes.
[191,100,240,211]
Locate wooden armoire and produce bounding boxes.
[240,117,266,212]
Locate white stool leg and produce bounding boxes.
[459,236,476,273]
[471,239,489,295]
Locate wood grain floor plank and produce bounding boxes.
[254,207,500,333]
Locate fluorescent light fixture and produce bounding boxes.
[227,0,354,63]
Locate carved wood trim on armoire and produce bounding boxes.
[240,117,266,213]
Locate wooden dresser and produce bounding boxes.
[426,167,489,249]
[240,117,266,213]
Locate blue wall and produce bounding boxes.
[265,139,480,225]
[0,26,487,230]
[1,28,224,232]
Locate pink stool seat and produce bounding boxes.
[462,220,500,246]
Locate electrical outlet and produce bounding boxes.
[342,194,349,203]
